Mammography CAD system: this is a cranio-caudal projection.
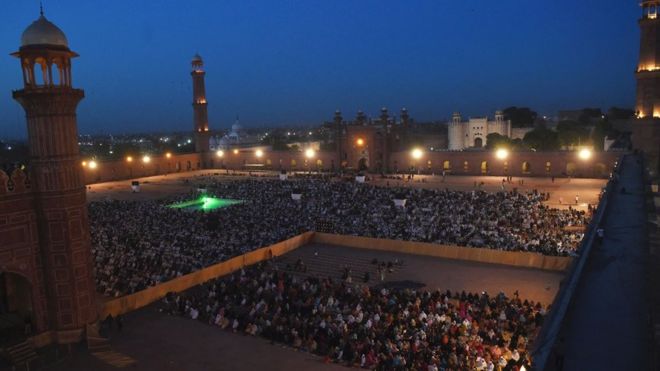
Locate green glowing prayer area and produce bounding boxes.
[167,197,243,211]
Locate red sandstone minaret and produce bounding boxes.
[191,54,210,153]
[11,11,97,335]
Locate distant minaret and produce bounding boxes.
[400,108,410,129]
[379,107,389,124]
[191,54,210,152]
[334,110,343,165]
[636,1,660,118]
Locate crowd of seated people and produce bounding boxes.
[162,261,542,370]
[90,178,589,296]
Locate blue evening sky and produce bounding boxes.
[0,0,640,138]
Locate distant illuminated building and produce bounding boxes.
[211,117,261,150]
[334,107,410,172]
[448,111,515,150]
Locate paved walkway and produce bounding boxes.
[559,155,649,370]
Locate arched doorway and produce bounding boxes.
[522,161,531,174]
[481,161,488,174]
[463,161,469,172]
[0,272,33,343]
[443,160,451,172]
[566,162,577,176]
[474,137,483,148]
[545,162,552,174]
[358,158,368,171]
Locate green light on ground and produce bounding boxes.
[168,197,242,211]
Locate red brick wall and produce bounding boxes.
[0,169,48,333]
[83,153,204,184]
[389,151,621,178]
[82,150,623,184]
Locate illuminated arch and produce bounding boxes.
[522,161,531,174]
[481,161,488,174]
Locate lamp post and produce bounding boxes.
[142,155,151,177]
[495,148,509,177]
[411,148,423,175]
[126,156,133,177]
[305,148,315,174]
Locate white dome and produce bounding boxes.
[231,123,243,133]
[21,15,68,48]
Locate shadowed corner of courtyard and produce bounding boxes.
[47,244,563,371]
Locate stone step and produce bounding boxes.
[5,340,38,367]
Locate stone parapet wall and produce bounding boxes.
[98,232,314,318]
[312,233,572,272]
[98,232,570,318]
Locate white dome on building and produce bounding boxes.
[21,15,68,48]
[231,123,243,133]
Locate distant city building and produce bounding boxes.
[447,111,512,150]
[210,118,261,150]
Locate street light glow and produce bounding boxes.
[81,161,87,167]
[165,152,172,159]
[142,155,151,164]
[126,156,133,163]
[495,148,509,160]
[411,148,423,160]
[233,149,239,155]
[255,149,263,158]
[88,160,97,169]
[356,138,364,146]
[578,148,592,160]
[216,150,224,157]
[305,148,315,158]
